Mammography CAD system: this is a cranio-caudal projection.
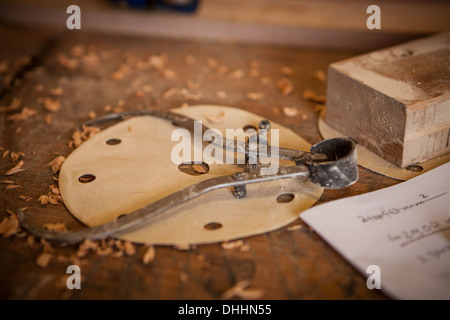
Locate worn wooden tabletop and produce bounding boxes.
[0,23,401,300]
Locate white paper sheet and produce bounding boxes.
[300,162,450,300]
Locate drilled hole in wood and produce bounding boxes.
[277,193,295,203]
[243,125,257,132]
[178,162,210,176]
[204,222,222,230]
[78,174,96,183]
[106,138,122,145]
[405,164,423,172]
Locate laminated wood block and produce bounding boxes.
[325,32,450,167]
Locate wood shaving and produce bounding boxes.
[148,54,167,70]
[69,131,82,148]
[246,92,264,100]
[49,87,63,96]
[41,238,54,253]
[88,110,96,119]
[162,68,177,79]
[180,272,188,282]
[314,104,325,113]
[180,88,202,101]
[70,44,85,57]
[19,195,33,201]
[216,91,227,99]
[163,87,178,98]
[142,245,155,264]
[3,150,9,158]
[221,239,244,250]
[192,164,207,174]
[76,239,98,257]
[15,127,22,134]
[186,80,198,89]
[10,151,24,162]
[314,70,326,82]
[38,195,49,205]
[104,105,112,112]
[286,224,303,231]
[0,97,21,113]
[240,243,250,252]
[1,180,14,184]
[220,280,264,300]
[7,107,37,122]
[38,193,61,206]
[123,241,136,256]
[48,156,65,174]
[49,185,60,195]
[27,235,35,248]
[5,160,25,176]
[135,90,145,98]
[283,106,298,117]
[206,111,226,124]
[6,184,20,190]
[57,54,79,69]
[303,89,326,104]
[36,252,52,268]
[45,114,52,125]
[0,215,20,237]
[174,244,191,251]
[281,66,294,75]
[43,222,67,232]
[277,78,294,96]
[69,126,100,148]
[0,60,8,74]
[227,69,244,79]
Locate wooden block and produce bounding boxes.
[325,32,450,167]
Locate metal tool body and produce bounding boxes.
[17,110,358,243]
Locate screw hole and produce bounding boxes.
[106,138,122,145]
[78,174,96,183]
[277,193,295,203]
[243,125,257,132]
[405,164,423,172]
[204,222,223,230]
[178,162,210,176]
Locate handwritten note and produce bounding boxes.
[300,162,450,300]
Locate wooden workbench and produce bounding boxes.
[0,23,404,300]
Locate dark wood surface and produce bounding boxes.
[0,24,403,300]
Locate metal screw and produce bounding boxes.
[258,119,271,131]
[232,172,247,199]
[232,172,246,180]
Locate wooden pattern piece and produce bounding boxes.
[59,105,323,245]
[326,32,450,167]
